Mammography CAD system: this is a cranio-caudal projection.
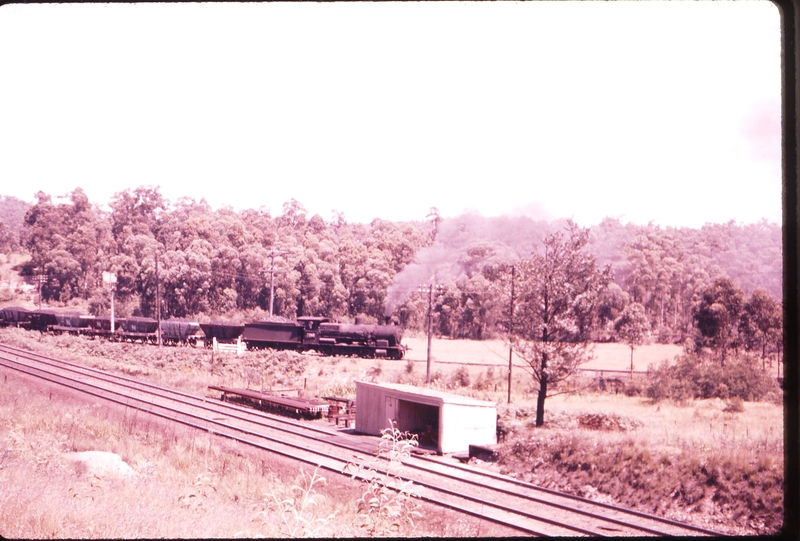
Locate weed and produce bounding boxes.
[366,363,383,379]
[178,471,218,511]
[253,466,337,538]
[318,383,355,399]
[723,397,745,413]
[344,420,422,536]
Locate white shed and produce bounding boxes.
[355,381,497,455]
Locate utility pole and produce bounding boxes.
[102,272,117,334]
[264,250,288,318]
[156,250,162,347]
[34,273,47,310]
[111,283,115,334]
[418,283,444,384]
[508,265,515,404]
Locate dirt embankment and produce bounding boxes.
[492,410,783,536]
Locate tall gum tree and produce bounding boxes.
[513,221,611,426]
[614,302,650,373]
[691,276,745,365]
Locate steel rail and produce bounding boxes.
[418,454,725,537]
[0,344,721,535]
[0,350,581,536]
[0,350,597,536]
[0,344,721,536]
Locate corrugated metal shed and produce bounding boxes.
[355,381,497,455]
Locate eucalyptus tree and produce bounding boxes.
[513,221,611,426]
[691,276,745,365]
[23,189,111,302]
[614,302,650,372]
[739,288,783,368]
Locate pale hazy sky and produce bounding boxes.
[0,1,782,228]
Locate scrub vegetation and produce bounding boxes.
[0,358,503,538]
[0,190,785,536]
[0,327,784,537]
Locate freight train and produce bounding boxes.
[0,306,406,359]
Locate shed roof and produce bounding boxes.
[356,381,496,408]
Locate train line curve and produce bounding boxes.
[0,343,722,537]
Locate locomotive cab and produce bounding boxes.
[297,316,330,346]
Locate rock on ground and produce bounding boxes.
[64,451,134,478]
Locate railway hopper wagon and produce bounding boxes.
[51,311,93,334]
[199,321,244,347]
[160,318,202,345]
[0,306,30,328]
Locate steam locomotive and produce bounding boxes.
[242,317,406,359]
[0,306,407,359]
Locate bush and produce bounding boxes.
[645,354,779,403]
[624,382,642,397]
[452,366,470,388]
[723,397,745,413]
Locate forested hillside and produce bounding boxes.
[0,195,30,253]
[3,187,783,353]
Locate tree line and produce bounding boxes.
[0,188,782,369]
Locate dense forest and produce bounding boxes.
[0,187,783,362]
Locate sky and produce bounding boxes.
[0,1,782,229]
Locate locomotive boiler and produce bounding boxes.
[243,317,406,359]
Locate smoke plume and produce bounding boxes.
[384,212,558,316]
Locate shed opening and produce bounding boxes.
[397,400,439,449]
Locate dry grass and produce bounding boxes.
[493,390,784,535]
[0,341,510,538]
[0,327,784,537]
[403,334,682,372]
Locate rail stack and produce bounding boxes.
[209,385,329,419]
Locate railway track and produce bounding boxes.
[0,343,722,537]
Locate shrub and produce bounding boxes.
[624,382,642,397]
[452,366,470,388]
[366,364,382,379]
[723,397,745,413]
[645,354,779,403]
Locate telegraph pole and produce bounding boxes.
[102,272,117,334]
[418,283,444,384]
[111,282,115,334]
[156,251,162,347]
[34,273,47,309]
[265,250,288,318]
[508,265,515,404]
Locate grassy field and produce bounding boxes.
[0,327,784,536]
[0,356,509,538]
[403,334,682,370]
